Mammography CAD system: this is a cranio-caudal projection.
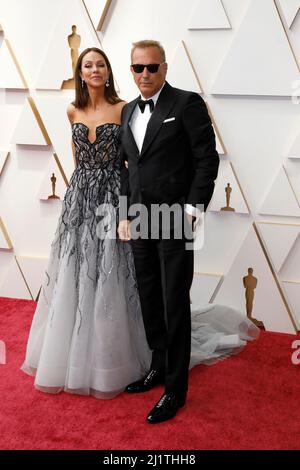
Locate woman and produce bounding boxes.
[22,48,259,399]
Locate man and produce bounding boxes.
[118,40,219,423]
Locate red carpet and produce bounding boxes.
[0,296,300,450]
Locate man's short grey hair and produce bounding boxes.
[131,40,166,62]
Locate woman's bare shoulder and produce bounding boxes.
[66,103,77,123]
[115,100,127,110]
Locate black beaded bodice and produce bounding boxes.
[72,122,121,170]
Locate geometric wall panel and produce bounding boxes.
[0,150,9,177]
[257,222,300,272]
[288,128,300,159]
[277,0,300,28]
[214,127,226,156]
[0,255,31,299]
[0,104,23,147]
[206,102,226,155]
[286,160,300,203]
[34,96,75,182]
[83,0,112,31]
[168,40,203,93]
[190,272,223,305]
[282,281,300,330]
[0,38,28,89]
[208,160,250,214]
[0,218,13,250]
[15,255,48,300]
[0,252,10,290]
[214,224,297,333]
[211,0,300,96]
[36,0,99,89]
[188,0,231,29]
[0,0,298,337]
[38,156,68,201]
[259,166,300,217]
[12,98,48,146]
[279,235,300,281]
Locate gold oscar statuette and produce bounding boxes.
[48,173,60,200]
[243,268,265,329]
[61,25,81,90]
[221,183,235,212]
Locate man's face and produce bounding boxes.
[131,46,167,99]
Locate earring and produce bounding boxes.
[81,79,85,87]
[105,78,110,88]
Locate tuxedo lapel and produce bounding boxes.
[140,82,176,157]
[123,98,139,154]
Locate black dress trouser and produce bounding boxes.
[131,233,194,396]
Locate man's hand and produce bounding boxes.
[186,213,199,232]
[186,213,194,226]
[118,220,131,241]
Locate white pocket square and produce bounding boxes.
[163,117,176,123]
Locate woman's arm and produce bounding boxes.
[66,103,77,168]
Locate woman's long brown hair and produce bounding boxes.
[73,47,122,108]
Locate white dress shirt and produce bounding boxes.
[129,85,164,153]
[129,83,201,221]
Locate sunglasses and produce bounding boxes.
[131,63,165,73]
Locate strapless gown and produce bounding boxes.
[21,123,259,398]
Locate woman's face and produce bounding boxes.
[80,51,109,89]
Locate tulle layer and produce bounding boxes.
[190,304,259,368]
[22,210,152,398]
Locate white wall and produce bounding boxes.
[0,0,299,333]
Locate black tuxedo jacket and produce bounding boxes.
[120,82,219,215]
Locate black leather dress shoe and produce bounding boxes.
[125,370,165,393]
[147,392,186,424]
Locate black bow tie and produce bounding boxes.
[137,98,154,113]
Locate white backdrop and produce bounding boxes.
[0,0,299,333]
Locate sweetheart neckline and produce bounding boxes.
[72,122,121,145]
[72,122,121,130]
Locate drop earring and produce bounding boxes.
[81,79,85,88]
[105,78,110,88]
